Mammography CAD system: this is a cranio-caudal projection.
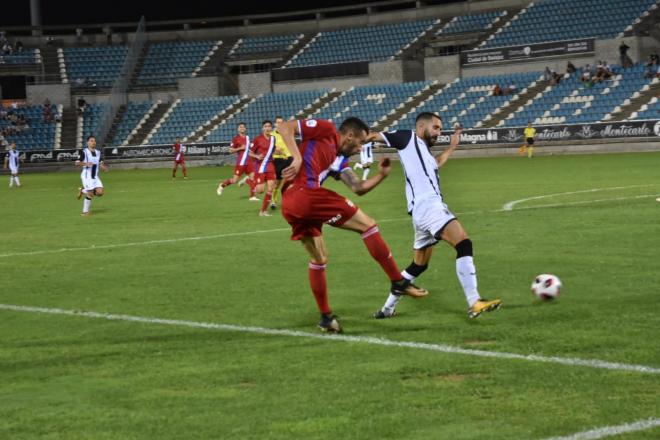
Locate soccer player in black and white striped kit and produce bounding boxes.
[75,135,108,216]
[369,112,502,319]
[3,142,22,188]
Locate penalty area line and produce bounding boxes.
[542,417,660,440]
[0,303,659,376]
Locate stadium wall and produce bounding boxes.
[239,72,272,96]
[425,55,461,84]
[272,76,373,93]
[177,77,220,100]
[26,83,71,108]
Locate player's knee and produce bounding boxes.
[455,239,473,259]
[95,189,104,197]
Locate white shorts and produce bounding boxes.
[9,165,18,175]
[81,176,103,192]
[411,195,457,250]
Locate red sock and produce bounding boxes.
[308,262,331,314]
[362,225,402,281]
[261,191,272,212]
[248,179,255,197]
[221,178,233,188]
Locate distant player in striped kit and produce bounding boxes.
[75,136,108,216]
[355,141,375,180]
[172,137,188,180]
[3,143,22,188]
[217,122,257,198]
[250,120,277,216]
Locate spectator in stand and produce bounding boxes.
[2,42,12,55]
[43,102,53,123]
[566,61,576,74]
[544,66,553,81]
[77,97,87,115]
[644,54,658,78]
[502,84,517,96]
[492,84,502,96]
[14,40,23,53]
[619,41,632,68]
[581,66,591,83]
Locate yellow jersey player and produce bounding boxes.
[520,122,537,158]
[270,116,293,210]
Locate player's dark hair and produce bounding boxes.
[262,119,273,127]
[415,112,442,124]
[275,115,284,120]
[339,117,369,135]
[86,135,95,141]
[237,122,246,127]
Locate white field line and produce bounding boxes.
[501,185,658,211]
[2,191,659,260]
[1,303,659,375]
[543,417,660,440]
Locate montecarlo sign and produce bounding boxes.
[435,120,660,145]
[461,38,595,65]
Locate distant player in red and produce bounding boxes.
[216,122,257,199]
[172,137,188,180]
[277,117,428,333]
[250,120,278,216]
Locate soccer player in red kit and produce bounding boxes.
[217,122,257,198]
[250,120,278,216]
[277,117,428,333]
[172,137,188,180]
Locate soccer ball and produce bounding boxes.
[531,274,562,300]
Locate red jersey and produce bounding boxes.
[173,142,185,162]
[294,119,345,189]
[251,134,276,174]
[231,134,251,166]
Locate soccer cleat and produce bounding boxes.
[373,309,396,319]
[270,202,277,210]
[76,187,83,200]
[467,298,502,319]
[80,212,90,217]
[318,314,342,333]
[259,211,272,217]
[248,196,260,201]
[216,185,223,196]
[391,279,428,298]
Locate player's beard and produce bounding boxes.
[422,128,435,147]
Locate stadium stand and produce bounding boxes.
[0,48,40,64]
[230,34,303,57]
[502,63,656,126]
[631,95,660,119]
[110,101,152,146]
[63,46,128,88]
[1,105,58,150]
[205,90,329,142]
[137,40,220,86]
[286,19,438,67]
[439,10,505,35]
[481,0,658,49]
[80,103,109,146]
[313,82,432,127]
[144,96,240,145]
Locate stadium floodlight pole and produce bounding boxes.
[30,0,42,36]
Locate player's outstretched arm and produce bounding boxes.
[100,161,109,172]
[340,157,392,196]
[436,126,462,168]
[278,120,302,181]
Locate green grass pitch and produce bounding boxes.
[1,152,659,439]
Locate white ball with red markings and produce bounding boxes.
[531,274,562,300]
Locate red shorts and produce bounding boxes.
[281,185,359,240]
[174,157,185,164]
[255,171,276,184]
[233,164,250,176]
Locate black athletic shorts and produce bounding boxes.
[274,157,293,180]
[526,137,535,145]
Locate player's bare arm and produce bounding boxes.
[277,120,302,181]
[340,157,391,196]
[436,127,462,168]
[365,132,384,144]
[101,161,109,172]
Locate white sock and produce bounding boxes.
[14,176,20,186]
[83,197,92,213]
[381,293,402,315]
[456,256,480,307]
[362,168,370,180]
[9,176,13,187]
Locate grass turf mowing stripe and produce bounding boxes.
[1,303,659,375]
[542,417,660,440]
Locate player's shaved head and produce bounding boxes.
[415,112,442,124]
[339,117,369,136]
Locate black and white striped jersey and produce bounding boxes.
[77,148,102,179]
[379,130,441,213]
[5,149,20,169]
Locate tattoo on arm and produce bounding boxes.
[340,169,362,193]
